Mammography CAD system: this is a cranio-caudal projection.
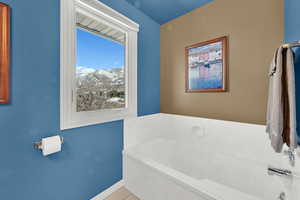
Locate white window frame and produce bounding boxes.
[60,0,139,130]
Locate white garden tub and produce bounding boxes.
[123,114,300,200]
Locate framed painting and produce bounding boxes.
[0,3,10,104]
[185,36,228,93]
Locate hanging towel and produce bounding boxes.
[282,48,298,149]
[266,47,284,152]
[266,47,298,152]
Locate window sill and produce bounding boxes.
[61,111,137,130]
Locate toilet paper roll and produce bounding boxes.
[42,136,62,156]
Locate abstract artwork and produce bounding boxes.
[0,3,10,104]
[185,36,228,92]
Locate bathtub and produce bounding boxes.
[123,114,300,200]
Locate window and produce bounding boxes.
[60,0,139,130]
[76,23,126,112]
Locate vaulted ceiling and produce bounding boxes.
[125,0,213,24]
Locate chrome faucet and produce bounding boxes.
[278,192,286,200]
[284,148,296,167]
[267,166,292,177]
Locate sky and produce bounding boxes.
[76,29,125,70]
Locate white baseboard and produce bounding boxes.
[91,180,125,200]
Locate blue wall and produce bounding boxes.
[285,0,300,43]
[285,0,300,144]
[0,0,160,199]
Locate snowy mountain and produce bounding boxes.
[76,66,125,112]
[76,66,124,82]
[76,66,96,74]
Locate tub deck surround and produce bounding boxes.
[124,114,300,200]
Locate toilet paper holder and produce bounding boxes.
[33,136,64,150]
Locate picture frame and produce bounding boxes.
[185,36,228,93]
[0,3,10,104]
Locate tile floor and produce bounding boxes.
[105,187,140,200]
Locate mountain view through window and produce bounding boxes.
[76,28,126,112]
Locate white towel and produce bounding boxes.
[266,47,298,152]
[266,47,284,152]
[285,48,298,149]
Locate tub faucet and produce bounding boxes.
[284,148,295,167]
[278,192,286,200]
[267,166,292,177]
